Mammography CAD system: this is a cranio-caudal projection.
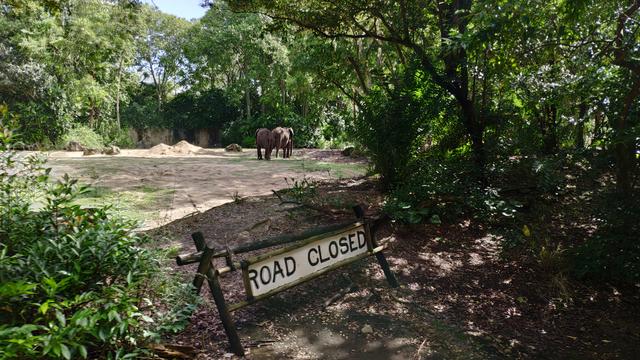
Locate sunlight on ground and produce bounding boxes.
[44,149,367,229]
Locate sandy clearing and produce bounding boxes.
[44,149,367,229]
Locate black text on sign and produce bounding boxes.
[246,225,368,297]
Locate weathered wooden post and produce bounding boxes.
[353,206,398,288]
[191,232,244,356]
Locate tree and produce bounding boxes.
[227,0,491,182]
[135,5,191,111]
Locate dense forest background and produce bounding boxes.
[1,0,357,149]
[1,0,640,358]
[2,0,639,271]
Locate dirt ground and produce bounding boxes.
[146,178,640,360]
[41,148,640,359]
[44,148,366,229]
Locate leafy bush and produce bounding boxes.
[0,116,194,358]
[57,125,104,149]
[573,193,640,283]
[384,153,521,224]
[350,64,448,188]
[97,122,135,148]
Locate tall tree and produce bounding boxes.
[135,5,191,111]
[227,0,491,182]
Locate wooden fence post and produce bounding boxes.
[192,232,245,356]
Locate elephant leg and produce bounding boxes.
[257,146,262,160]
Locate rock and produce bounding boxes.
[341,146,355,156]
[65,141,85,151]
[236,231,251,242]
[82,148,101,156]
[104,145,120,155]
[249,218,271,233]
[361,324,373,334]
[225,143,243,152]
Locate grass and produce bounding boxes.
[74,184,175,224]
[286,160,368,178]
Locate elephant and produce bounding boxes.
[272,127,294,158]
[255,128,274,160]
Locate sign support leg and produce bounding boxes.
[372,246,399,288]
[353,206,399,288]
[192,233,245,356]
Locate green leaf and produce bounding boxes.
[78,345,88,358]
[55,310,66,326]
[60,343,71,360]
[39,301,50,315]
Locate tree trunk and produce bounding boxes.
[613,75,640,195]
[543,104,558,154]
[245,85,252,120]
[575,103,586,149]
[115,58,123,129]
[280,79,286,107]
[458,96,487,185]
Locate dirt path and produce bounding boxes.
[148,180,500,360]
[148,179,640,360]
[44,148,366,229]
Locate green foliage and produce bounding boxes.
[100,126,135,149]
[284,176,319,203]
[531,157,565,194]
[165,88,238,131]
[384,153,522,225]
[57,125,105,149]
[0,120,194,358]
[573,194,640,283]
[2,0,144,145]
[351,65,447,188]
[121,84,167,130]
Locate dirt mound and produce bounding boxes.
[149,141,201,155]
[172,140,202,154]
[149,143,172,155]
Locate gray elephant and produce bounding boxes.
[255,128,274,160]
[272,127,294,158]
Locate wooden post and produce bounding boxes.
[353,206,399,288]
[191,232,208,294]
[192,232,245,356]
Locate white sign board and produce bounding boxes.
[245,224,368,297]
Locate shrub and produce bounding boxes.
[0,114,194,358]
[57,125,104,149]
[383,153,521,224]
[350,64,449,188]
[573,192,640,283]
[97,122,135,148]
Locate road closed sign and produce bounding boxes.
[242,223,370,298]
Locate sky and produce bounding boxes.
[142,0,207,20]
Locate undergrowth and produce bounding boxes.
[0,110,196,358]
